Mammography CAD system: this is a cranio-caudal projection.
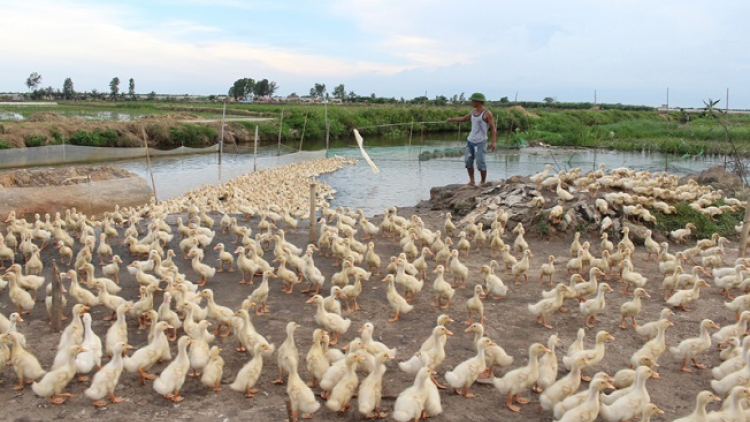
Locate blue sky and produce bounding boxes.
[2,0,749,108]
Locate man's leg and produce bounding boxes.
[477,141,487,184]
[465,142,476,186]
[467,168,475,185]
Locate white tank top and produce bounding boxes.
[467,109,488,143]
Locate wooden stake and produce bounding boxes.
[253,126,259,172]
[51,260,62,332]
[309,182,317,244]
[298,110,309,152]
[141,126,158,203]
[740,205,750,258]
[277,107,284,155]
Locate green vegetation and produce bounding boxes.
[168,124,218,148]
[2,100,750,156]
[0,140,13,149]
[24,135,48,147]
[69,129,119,147]
[654,202,742,239]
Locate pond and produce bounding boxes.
[107,136,724,216]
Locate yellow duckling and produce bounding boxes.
[285,355,321,422]
[431,265,455,309]
[445,337,493,398]
[670,318,720,372]
[364,241,382,276]
[213,243,234,272]
[32,344,87,404]
[500,244,517,275]
[231,342,273,397]
[711,344,750,396]
[273,321,300,384]
[555,376,615,422]
[492,342,551,412]
[188,248,216,287]
[358,351,391,419]
[630,318,673,369]
[667,279,711,312]
[619,287,650,329]
[707,386,750,422]
[539,255,556,284]
[5,272,35,315]
[556,178,575,205]
[563,330,615,381]
[200,346,224,393]
[105,304,132,358]
[444,213,457,236]
[670,222,697,244]
[188,320,212,378]
[396,258,423,301]
[306,294,352,344]
[580,283,614,328]
[153,336,195,403]
[382,274,414,322]
[325,352,366,412]
[635,308,675,340]
[124,321,172,385]
[599,366,655,422]
[305,329,330,388]
[480,262,508,300]
[62,269,99,308]
[196,289,229,337]
[512,249,533,284]
[540,355,589,411]
[392,366,434,422]
[8,332,46,390]
[76,312,103,382]
[671,390,722,422]
[534,334,559,392]
[84,341,133,407]
[466,323,514,380]
[528,284,571,329]
[465,284,485,325]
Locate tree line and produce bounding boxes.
[24,72,152,101]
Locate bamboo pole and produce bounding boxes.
[51,260,62,332]
[141,126,158,202]
[408,117,414,146]
[309,182,317,244]
[277,107,285,155]
[325,102,330,151]
[740,206,750,258]
[298,110,309,152]
[253,126,259,172]
[219,100,226,165]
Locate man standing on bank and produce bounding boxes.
[446,92,498,187]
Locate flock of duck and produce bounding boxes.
[0,156,749,422]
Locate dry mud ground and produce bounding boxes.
[0,196,739,422]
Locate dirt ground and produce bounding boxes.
[0,189,740,422]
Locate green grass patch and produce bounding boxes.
[0,139,13,149]
[168,124,218,148]
[68,129,119,147]
[24,135,48,147]
[654,202,742,240]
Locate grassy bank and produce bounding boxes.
[2,101,750,155]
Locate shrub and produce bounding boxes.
[68,129,119,147]
[0,139,13,149]
[169,124,218,148]
[50,129,63,144]
[25,135,48,147]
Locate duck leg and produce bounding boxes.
[691,357,707,369]
[13,375,24,390]
[618,316,628,329]
[506,393,521,412]
[680,358,692,372]
[273,368,285,385]
[431,376,446,389]
[388,311,400,322]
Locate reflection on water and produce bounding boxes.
[113,141,723,217]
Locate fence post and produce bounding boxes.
[309,182,317,244]
[51,260,63,332]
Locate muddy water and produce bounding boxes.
[110,141,723,216]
